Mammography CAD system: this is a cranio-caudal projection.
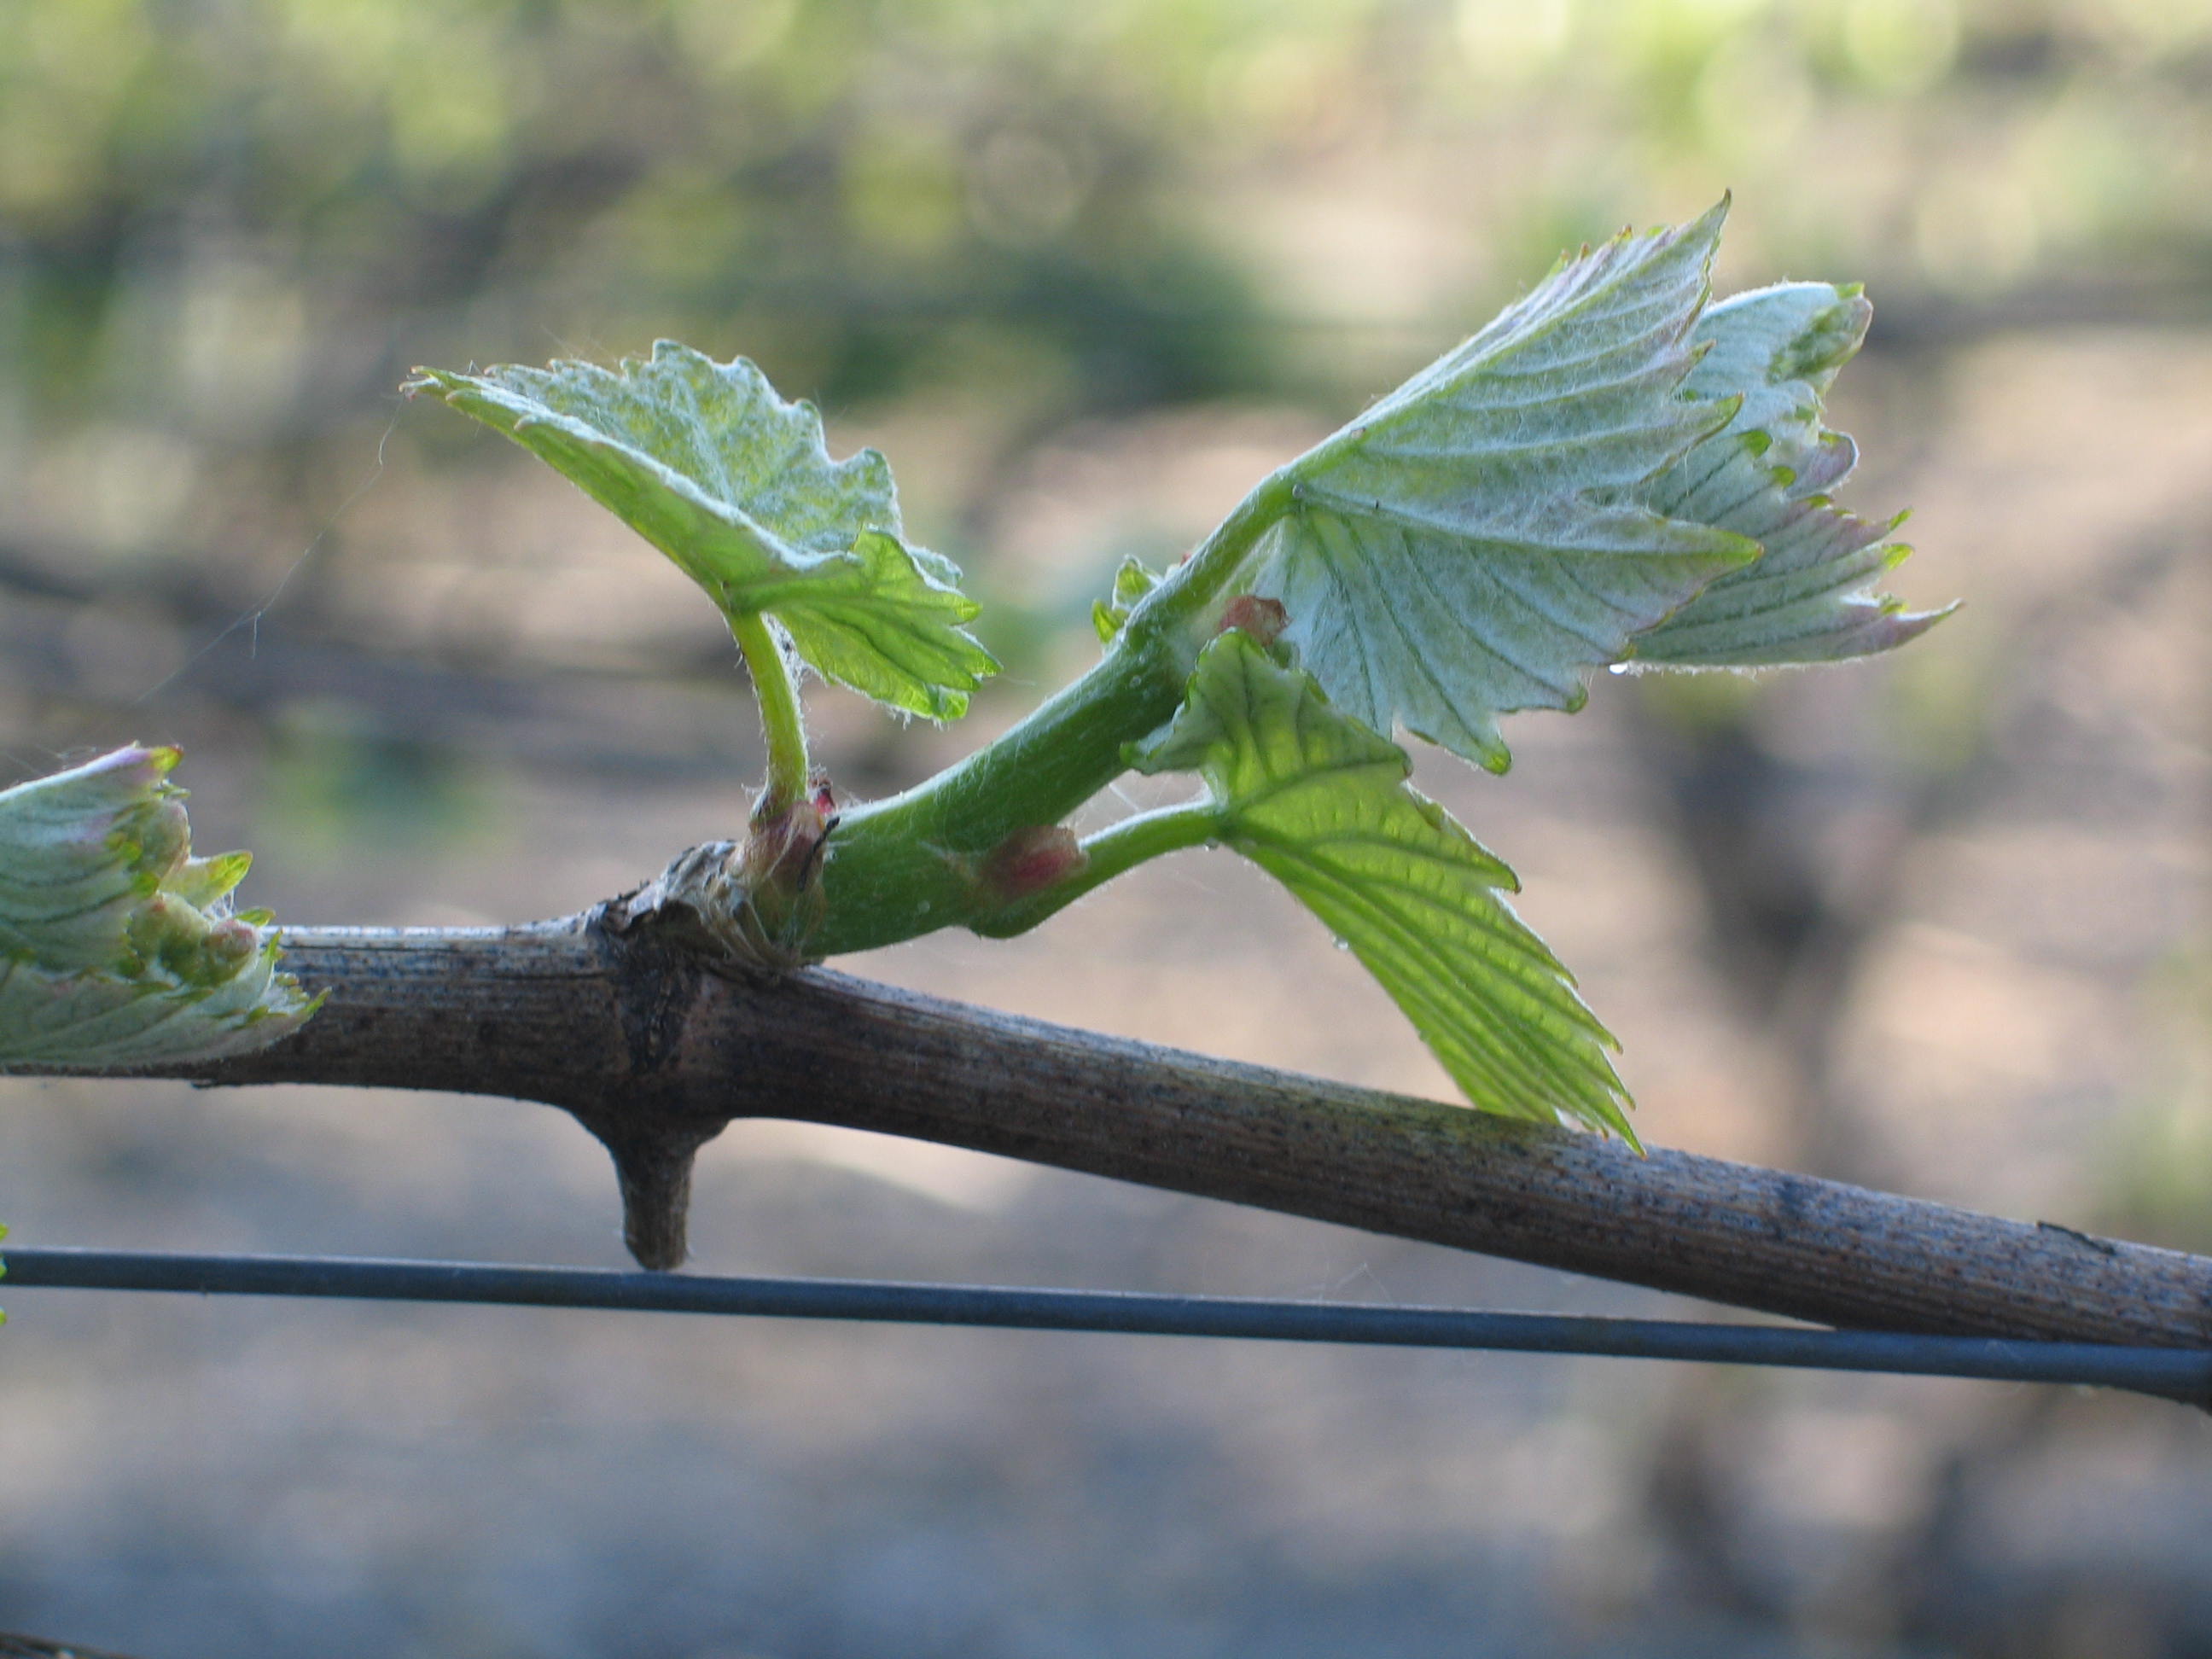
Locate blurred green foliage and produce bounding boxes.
[257,700,490,863]
[1,0,2207,729]
[0,0,1287,441]
[3,0,2208,449]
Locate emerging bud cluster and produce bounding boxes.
[733,777,838,965]
[0,747,319,1068]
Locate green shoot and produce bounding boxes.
[393,204,1941,1137]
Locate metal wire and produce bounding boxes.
[6,1246,2208,1403]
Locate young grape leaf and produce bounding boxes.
[1629,282,1952,665]
[411,343,997,720]
[1132,632,1632,1140]
[0,748,319,1068]
[1225,201,1759,774]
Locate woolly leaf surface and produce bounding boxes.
[0,748,318,1069]
[413,343,996,719]
[1231,203,1756,771]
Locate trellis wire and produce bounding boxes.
[6,1247,2209,1403]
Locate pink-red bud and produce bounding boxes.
[731,777,841,963]
[203,918,259,970]
[980,824,1086,901]
[1218,595,1288,648]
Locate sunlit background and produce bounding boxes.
[1,0,2209,1654]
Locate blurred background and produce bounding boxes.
[0,0,2208,1653]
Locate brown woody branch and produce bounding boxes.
[78,911,2212,1348]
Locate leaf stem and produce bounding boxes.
[812,474,1293,956]
[968,800,1222,939]
[729,611,809,818]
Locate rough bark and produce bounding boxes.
[55,913,2209,1347]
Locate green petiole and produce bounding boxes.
[728,610,810,822]
[965,799,1222,940]
[809,474,1292,956]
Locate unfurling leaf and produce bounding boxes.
[410,343,998,720]
[1225,201,1757,773]
[1132,633,1632,1140]
[1177,201,1951,774]
[1630,282,1951,665]
[0,748,319,1068]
